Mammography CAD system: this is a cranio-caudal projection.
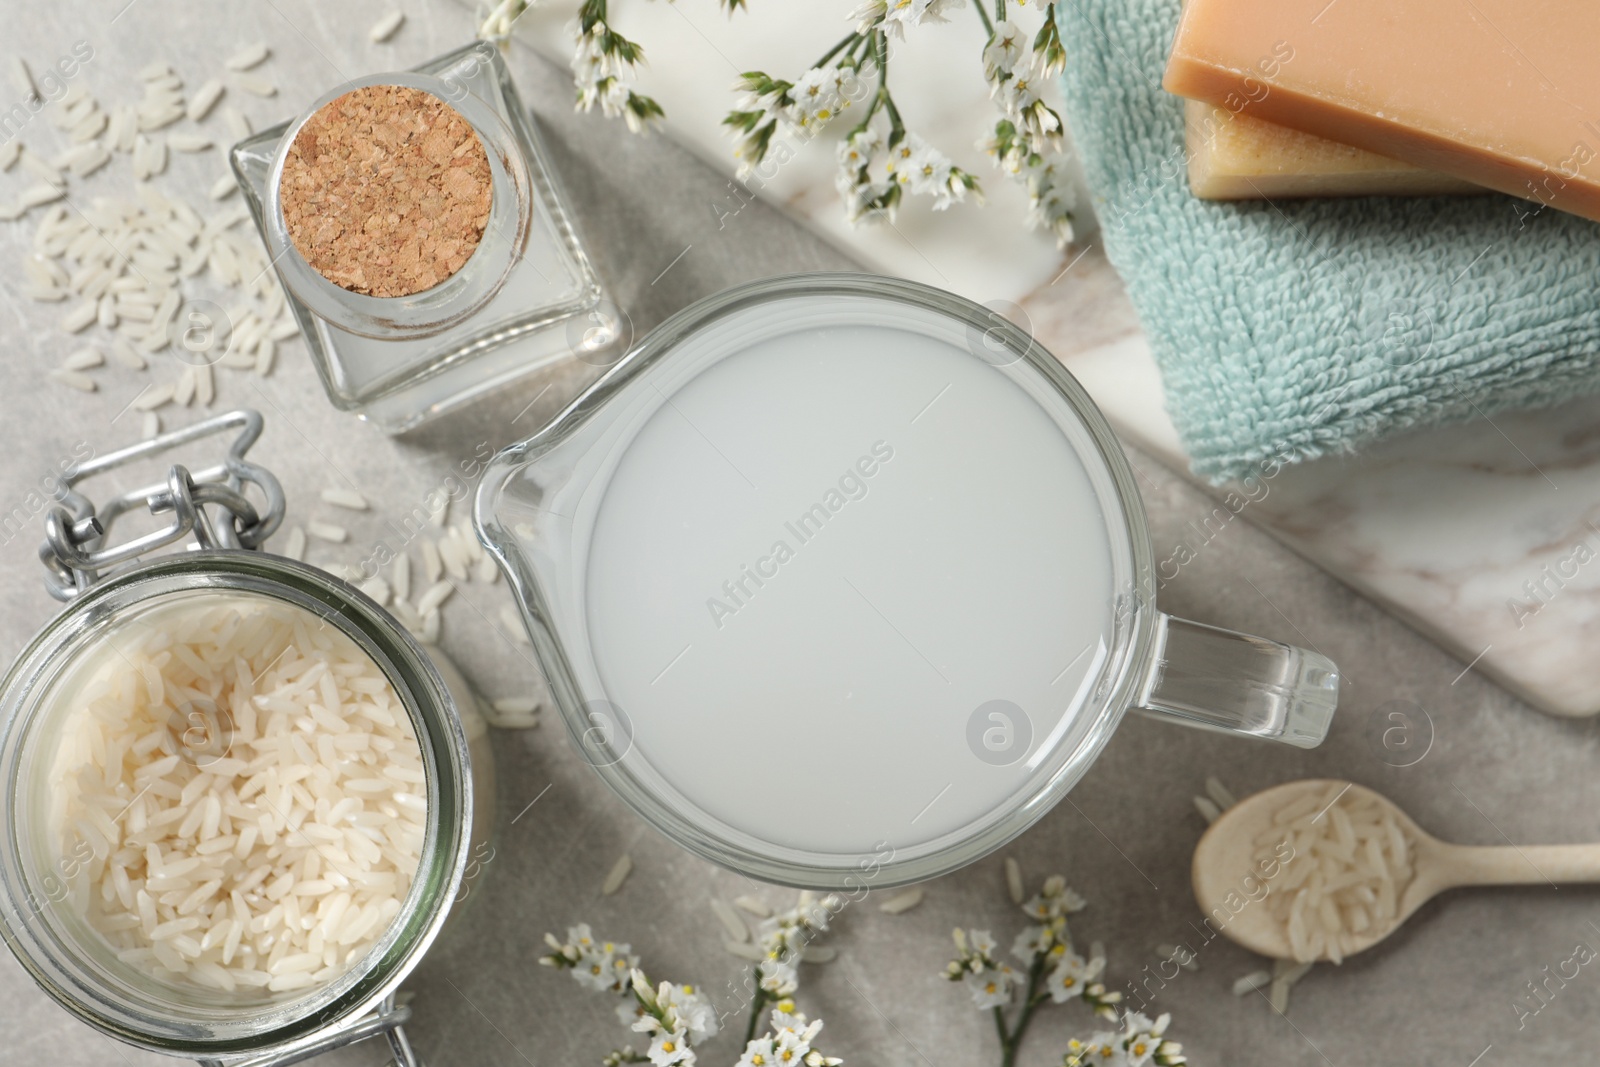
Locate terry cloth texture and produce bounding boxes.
[1057,0,1600,482]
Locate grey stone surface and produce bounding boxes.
[0,4,1595,1065]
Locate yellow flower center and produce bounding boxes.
[1134,1042,1149,1055]
[662,1042,676,1053]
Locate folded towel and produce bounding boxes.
[1057,0,1600,482]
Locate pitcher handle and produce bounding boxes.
[1133,614,1339,749]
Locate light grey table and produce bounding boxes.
[1,3,1596,1065]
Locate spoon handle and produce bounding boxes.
[1438,843,1600,887]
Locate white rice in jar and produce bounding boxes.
[42,592,426,994]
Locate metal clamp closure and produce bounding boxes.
[39,409,284,601]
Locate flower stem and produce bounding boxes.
[872,32,905,139]
[813,32,860,69]
[991,1006,1010,1061]
[998,958,1049,1067]
[995,0,1007,23]
[743,972,770,1045]
[966,1,992,35]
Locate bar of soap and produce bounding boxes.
[1164,0,1600,222]
[1184,101,1481,200]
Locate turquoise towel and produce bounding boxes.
[1056,0,1600,482]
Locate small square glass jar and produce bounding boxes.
[232,42,616,433]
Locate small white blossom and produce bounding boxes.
[879,0,968,39]
[1046,951,1103,1003]
[1020,153,1078,247]
[983,20,1028,80]
[1066,1034,1128,1067]
[1022,876,1088,922]
[646,1026,694,1067]
[847,0,888,33]
[1011,923,1050,963]
[836,165,894,224]
[656,982,719,1042]
[759,955,800,995]
[1121,1012,1172,1067]
[737,1037,776,1067]
[963,965,1016,1009]
[788,67,845,127]
[772,1029,813,1066]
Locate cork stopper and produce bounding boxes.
[279,84,494,299]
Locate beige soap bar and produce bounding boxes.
[1185,101,1481,200]
[1165,0,1600,222]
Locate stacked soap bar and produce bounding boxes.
[1184,102,1479,200]
[1165,0,1600,220]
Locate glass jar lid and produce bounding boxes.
[478,273,1157,889]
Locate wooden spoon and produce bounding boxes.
[1192,778,1600,962]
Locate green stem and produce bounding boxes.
[813,32,860,69]
[742,971,770,1046]
[995,0,1006,23]
[974,0,995,35]
[999,958,1049,1067]
[872,32,904,138]
[991,1006,1011,1061]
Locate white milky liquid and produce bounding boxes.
[584,310,1117,855]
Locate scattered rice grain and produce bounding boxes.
[601,853,632,896]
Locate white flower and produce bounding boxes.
[968,929,998,957]
[993,69,1038,115]
[836,128,904,224]
[572,938,637,993]
[573,949,616,991]
[879,0,968,39]
[630,967,657,1008]
[768,1010,823,1044]
[737,1037,777,1067]
[1022,876,1087,921]
[963,965,1015,1009]
[772,1020,823,1067]
[657,982,719,1042]
[983,20,1027,80]
[1046,951,1103,1003]
[838,125,881,169]
[1011,924,1049,963]
[788,67,844,127]
[1020,152,1078,247]
[1125,1033,1160,1067]
[1121,1012,1172,1067]
[617,998,649,1027]
[899,137,948,191]
[567,923,597,951]
[1067,1034,1129,1067]
[570,21,625,104]
[847,0,888,33]
[759,955,799,995]
[646,1026,694,1067]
